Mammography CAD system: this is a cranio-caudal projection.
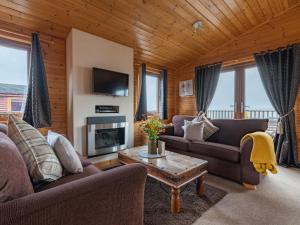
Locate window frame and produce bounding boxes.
[210,61,275,119]
[209,61,277,134]
[10,98,25,113]
[0,39,30,66]
[220,62,257,119]
[208,70,236,118]
[0,39,30,115]
[145,72,160,116]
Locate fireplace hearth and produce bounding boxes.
[87,116,128,157]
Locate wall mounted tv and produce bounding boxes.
[92,67,129,96]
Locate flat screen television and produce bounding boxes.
[92,67,129,96]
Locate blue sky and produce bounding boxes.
[0,45,28,85]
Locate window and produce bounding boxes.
[208,71,235,119]
[244,67,278,133]
[11,99,24,112]
[244,67,274,114]
[208,64,277,133]
[0,43,28,114]
[146,74,159,114]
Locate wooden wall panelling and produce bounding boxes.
[0,22,66,135]
[174,6,300,163]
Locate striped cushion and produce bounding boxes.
[8,115,62,182]
[193,113,219,140]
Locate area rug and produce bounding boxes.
[144,177,227,225]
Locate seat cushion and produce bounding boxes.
[0,132,34,202]
[159,135,189,151]
[189,141,241,163]
[36,165,101,192]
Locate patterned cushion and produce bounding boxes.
[8,115,62,182]
[193,113,219,140]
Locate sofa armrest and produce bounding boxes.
[75,151,92,167]
[0,163,147,225]
[161,124,174,136]
[240,137,260,185]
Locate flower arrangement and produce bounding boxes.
[140,116,165,155]
[140,116,164,140]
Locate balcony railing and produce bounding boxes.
[207,110,234,119]
[207,109,279,135]
[244,110,279,120]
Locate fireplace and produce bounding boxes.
[87,116,128,157]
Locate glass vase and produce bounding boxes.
[148,139,158,155]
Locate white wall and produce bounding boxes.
[66,28,134,155]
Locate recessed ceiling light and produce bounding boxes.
[192,21,203,32]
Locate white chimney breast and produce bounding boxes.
[66,28,134,155]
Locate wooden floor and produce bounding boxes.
[91,153,121,170]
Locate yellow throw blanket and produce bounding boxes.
[241,132,278,175]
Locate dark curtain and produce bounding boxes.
[23,33,52,128]
[194,63,222,113]
[159,69,168,120]
[134,63,147,121]
[254,44,300,166]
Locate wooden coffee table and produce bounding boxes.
[118,146,208,213]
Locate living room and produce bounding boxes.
[0,1,299,225]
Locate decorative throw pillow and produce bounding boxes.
[182,120,204,142]
[8,115,62,182]
[47,131,83,174]
[0,132,33,202]
[193,112,219,140]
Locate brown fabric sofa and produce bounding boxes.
[160,115,268,186]
[0,126,147,225]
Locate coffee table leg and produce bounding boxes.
[171,187,180,213]
[197,176,205,197]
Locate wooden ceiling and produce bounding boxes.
[0,0,299,67]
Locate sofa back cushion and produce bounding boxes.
[0,124,8,134]
[172,115,195,137]
[207,119,269,146]
[0,132,34,202]
[8,115,63,182]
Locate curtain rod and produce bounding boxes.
[196,61,223,69]
[0,27,57,45]
[254,43,300,56]
[135,62,166,71]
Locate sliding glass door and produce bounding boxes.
[208,71,235,119]
[208,64,277,133]
[244,67,278,133]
